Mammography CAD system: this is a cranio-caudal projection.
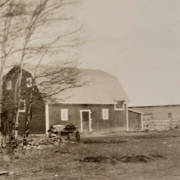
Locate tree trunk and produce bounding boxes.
[14,66,23,139]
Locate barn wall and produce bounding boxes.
[3,67,46,135]
[128,111,142,131]
[48,104,127,132]
[29,100,45,134]
[17,93,46,135]
[16,98,46,135]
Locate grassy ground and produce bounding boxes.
[1,130,180,180]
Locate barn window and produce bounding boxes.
[7,80,12,90]
[19,99,26,112]
[61,109,68,121]
[102,109,109,120]
[26,78,32,87]
[114,100,124,110]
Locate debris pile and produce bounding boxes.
[0,137,66,152]
[22,136,68,150]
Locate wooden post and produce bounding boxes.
[141,114,144,131]
[45,103,49,134]
[125,103,129,132]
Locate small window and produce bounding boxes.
[168,113,172,118]
[19,99,26,112]
[7,81,12,90]
[102,109,109,120]
[26,78,32,87]
[61,109,68,121]
[114,101,124,110]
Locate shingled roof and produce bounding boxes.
[4,64,130,104]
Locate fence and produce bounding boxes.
[148,119,180,131]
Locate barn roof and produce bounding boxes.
[57,70,130,104]
[4,64,130,104]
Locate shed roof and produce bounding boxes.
[129,104,180,108]
[128,109,144,114]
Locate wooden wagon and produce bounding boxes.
[48,124,80,141]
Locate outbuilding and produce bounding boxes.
[129,105,180,131]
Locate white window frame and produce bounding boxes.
[102,109,109,120]
[19,99,26,112]
[7,80,12,90]
[61,109,68,121]
[114,101,125,111]
[26,78,32,87]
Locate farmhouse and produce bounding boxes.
[2,64,143,135]
[129,105,180,131]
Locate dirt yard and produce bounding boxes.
[1,130,180,180]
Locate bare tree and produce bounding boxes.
[0,0,85,153]
[0,0,24,148]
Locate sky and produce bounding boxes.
[74,0,180,106]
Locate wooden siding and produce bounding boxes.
[17,98,45,135]
[128,111,142,131]
[3,67,46,135]
[48,104,127,132]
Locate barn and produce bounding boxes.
[2,65,142,135]
[45,69,130,133]
[129,105,180,131]
[2,66,46,135]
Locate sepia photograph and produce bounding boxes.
[0,0,180,179]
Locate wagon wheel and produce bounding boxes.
[75,131,80,141]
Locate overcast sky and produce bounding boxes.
[75,0,180,106]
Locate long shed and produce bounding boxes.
[129,105,180,131]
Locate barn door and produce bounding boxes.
[80,110,92,133]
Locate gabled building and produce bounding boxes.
[2,65,135,135]
[2,66,46,135]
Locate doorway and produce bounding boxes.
[80,110,92,133]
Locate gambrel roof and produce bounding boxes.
[57,69,130,104]
[4,64,130,104]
